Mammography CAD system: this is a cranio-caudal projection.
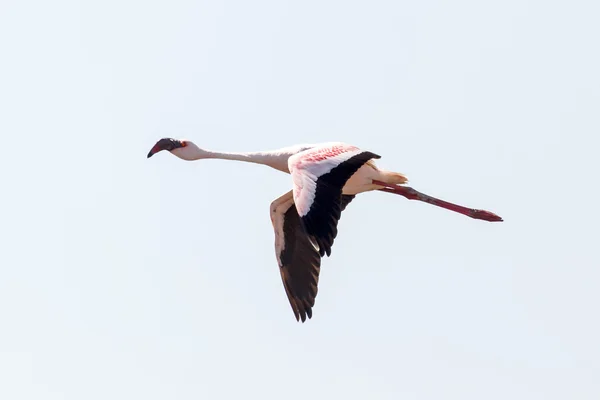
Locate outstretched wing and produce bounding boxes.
[288,143,380,257]
[270,190,357,322]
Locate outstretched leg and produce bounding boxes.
[372,180,503,222]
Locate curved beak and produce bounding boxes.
[147,138,184,158]
[147,145,161,158]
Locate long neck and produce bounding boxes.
[204,150,272,164]
[186,146,290,172]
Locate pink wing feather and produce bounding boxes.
[288,143,362,218]
[288,143,380,257]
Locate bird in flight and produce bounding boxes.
[147,138,502,322]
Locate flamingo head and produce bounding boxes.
[147,138,202,160]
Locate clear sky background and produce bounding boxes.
[1,1,599,399]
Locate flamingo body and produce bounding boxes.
[147,138,502,322]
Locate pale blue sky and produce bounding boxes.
[1,0,599,399]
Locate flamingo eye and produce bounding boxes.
[180,141,187,147]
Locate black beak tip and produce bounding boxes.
[147,151,154,158]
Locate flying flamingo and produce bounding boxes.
[147,138,502,322]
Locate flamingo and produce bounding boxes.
[147,138,502,322]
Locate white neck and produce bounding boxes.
[173,144,291,173]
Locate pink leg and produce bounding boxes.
[372,180,503,222]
